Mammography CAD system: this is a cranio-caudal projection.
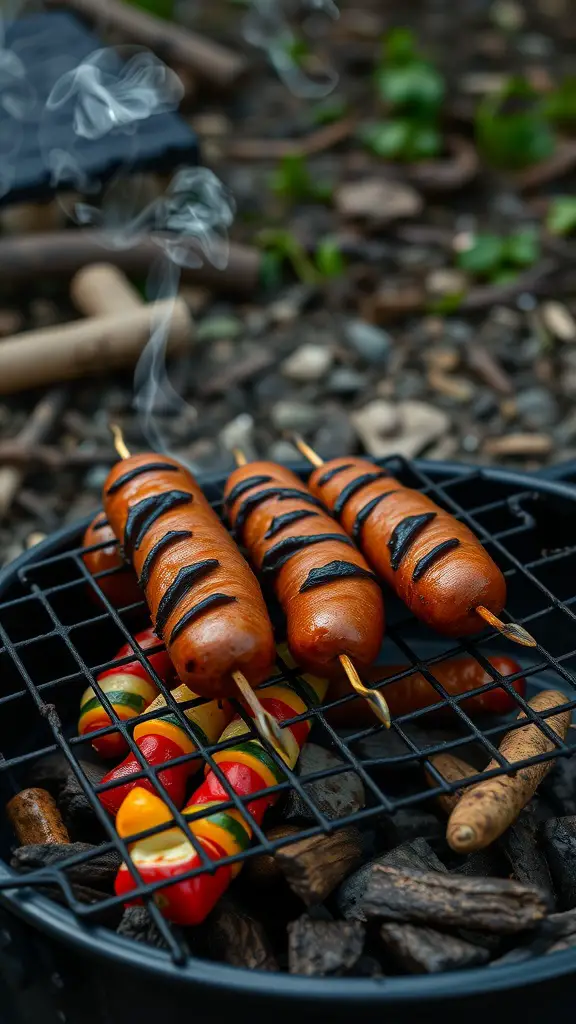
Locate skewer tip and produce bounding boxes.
[232,670,292,758]
[110,422,131,460]
[339,654,391,729]
[291,433,325,469]
[232,448,248,467]
[476,606,537,648]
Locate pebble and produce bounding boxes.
[326,367,367,395]
[281,344,334,383]
[285,743,366,823]
[312,413,357,459]
[426,269,467,299]
[541,301,576,343]
[344,319,392,364]
[196,315,243,342]
[271,400,323,433]
[515,387,560,429]
[351,400,450,459]
[219,413,255,456]
[335,178,423,224]
[361,281,425,324]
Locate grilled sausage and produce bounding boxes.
[307,457,506,637]
[224,462,385,677]
[326,655,526,727]
[82,514,141,608]
[103,454,276,699]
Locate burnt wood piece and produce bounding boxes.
[288,916,365,976]
[285,743,365,823]
[380,922,490,973]
[499,812,555,907]
[541,758,576,817]
[117,907,169,949]
[207,899,278,971]
[336,839,446,922]
[541,816,576,910]
[275,827,363,906]
[7,788,70,845]
[11,843,120,890]
[361,866,550,933]
[545,908,576,939]
[242,825,302,889]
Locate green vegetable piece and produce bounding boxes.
[316,237,345,278]
[546,196,576,236]
[456,235,506,275]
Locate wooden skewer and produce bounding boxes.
[233,448,391,729]
[291,433,537,650]
[109,425,290,758]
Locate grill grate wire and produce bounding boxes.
[0,456,575,964]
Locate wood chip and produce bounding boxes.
[361,866,550,933]
[288,916,365,976]
[541,301,576,342]
[335,178,423,225]
[275,827,363,906]
[483,434,553,457]
[466,344,514,395]
[207,899,278,971]
[380,921,490,973]
[361,280,425,324]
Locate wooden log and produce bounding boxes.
[71,263,143,317]
[288,916,365,976]
[7,788,70,845]
[379,921,490,973]
[336,838,446,922]
[361,866,550,934]
[45,0,247,88]
[275,827,363,906]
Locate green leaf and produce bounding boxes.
[315,237,345,278]
[490,268,519,285]
[504,227,540,267]
[475,76,556,169]
[259,250,285,291]
[360,119,411,158]
[383,27,416,64]
[544,77,576,123]
[456,234,506,275]
[376,61,445,113]
[405,123,442,160]
[270,154,332,202]
[427,291,465,314]
[546,196,576,236]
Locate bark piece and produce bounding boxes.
[336,839,446,922]
[361,866,549,933]
[380,922,489,973]
[275,827,363,906]
[242,825,302,889]
[7,788,70,846]
[11,842,120,890]
[541,817,576,910]
[207,899,278,972]
[288,916,365,976]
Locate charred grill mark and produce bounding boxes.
[299,559,377,593]
[352,491,398,543]
[123,491,193,559]
[333,472,390,519]
[92,517,109,531]
[388,512,437,571]
[169,593,237,644]
[316,463,354,487]
[138,530,194,589]
[106,462,179,496]
[234,488,323,538]
[264,509,320,540]
[412,538,461,582]
[261,533,354,576]
[155,559,220,637]
[225,475,274,507]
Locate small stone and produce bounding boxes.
[312,413,357,459]
[516,388,560,429]
[335,178,423,224]
[196,315,243,342]
[326,367,367,395]
[282,344,334,382]
[0,309,23,336]
[351,400,398,456]
[541,301,576,343]
[269,285,316,324]
[271,400,323,433]
[428,370,475,403]
[426,269,467,299]
[219,414,255,457]
[361,281,425,324]
[26,532,46,549]
[491,0,525,30]
[426,347,460,372]
[483,433,553,457]
[352,400,450,459]
[344,319,392,363]
[285,743,365,823]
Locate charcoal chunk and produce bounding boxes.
[117,907,169,949]
[288,916,365,976]
[336,839,446,922]
[541,817,576,910]
[207,899,278,971]
[499,812,555,906]
[380,922,490,973]
[540,757,576,817]
[452,849,508,878]
[11,843,120,891]
[285,743,365,823]
[378,808,444,847]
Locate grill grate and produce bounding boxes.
[0,455,576,965]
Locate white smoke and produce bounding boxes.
[0,0,37,199]
[243,0,339,98]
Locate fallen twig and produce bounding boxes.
[0,389,67,518]
[226,117,356,160]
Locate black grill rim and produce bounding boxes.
[1,457,576,1003]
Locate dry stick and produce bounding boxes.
[447,690,572,854]
[45,0,247,88]
[108,425,290,759]
[7,787,70,846]
[0,232,261,293]
[71,263,143,317]
[292,432,537,649]
[231,447,390,729]
[226,117,356,160]
[0,388,67,518]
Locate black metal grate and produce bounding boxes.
[0,456,576,965]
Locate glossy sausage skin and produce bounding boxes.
[308,457,506,637]
[327,655,525,727]
[103,454,276,699]
[224,461,385,678]
[82,515,141,608]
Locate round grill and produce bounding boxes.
[0,456,576,1022]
